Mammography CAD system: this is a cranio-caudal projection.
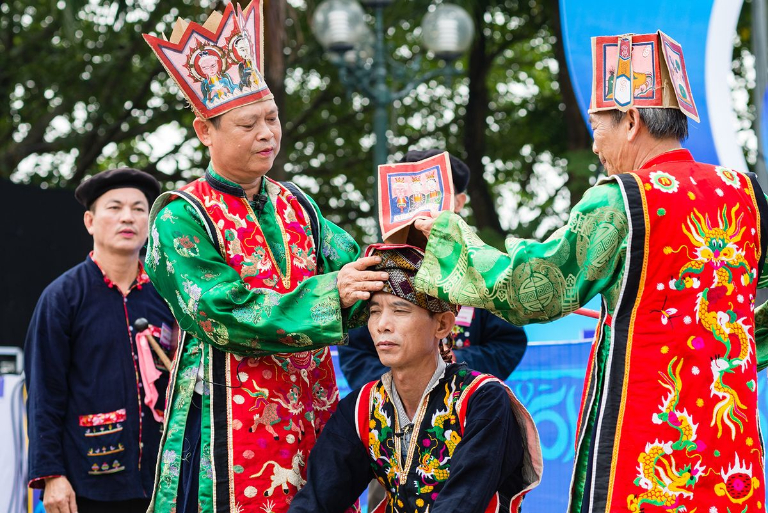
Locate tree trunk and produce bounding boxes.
[548,0,594,203]
[463,4,504,236]
[264,0,288,182]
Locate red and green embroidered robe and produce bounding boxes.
[415,149,768,512]
[145,168,363,513]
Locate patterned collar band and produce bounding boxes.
[589,30,699,122]
[143,1,272,120]
[365,243,458,314]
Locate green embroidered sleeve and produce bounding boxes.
[146,197,360,357]
[414,182,629,326]
[302,193,368,327]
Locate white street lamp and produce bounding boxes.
[421,4,475,61]
[311,0,366,53]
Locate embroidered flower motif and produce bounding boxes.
[649,171,679,193]
[697,398,704,407]
[147,225,162,270]
[715,455,759,504]
[691,366,700,375]
[716,166,741,188]
[684,316,692,325]
[737,294,745,304]
[160,208,177,223]
[657,283,665,291]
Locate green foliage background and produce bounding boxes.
[5,0,759,247]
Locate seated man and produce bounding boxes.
[290,244,542,513]
[339,150,528,389]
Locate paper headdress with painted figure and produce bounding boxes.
[143,1,272,120]
[589,30,699,122]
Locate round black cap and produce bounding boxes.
[75,168,161,208]
[400,150,470,193]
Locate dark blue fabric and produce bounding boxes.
[177,396,202,513]
[25,256,174,501]
[339,308,528,388]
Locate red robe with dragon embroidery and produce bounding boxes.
[576,150,768,512]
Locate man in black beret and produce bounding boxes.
[74,167,161,209]
[25,168,175,513]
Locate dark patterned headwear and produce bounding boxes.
[365,243,458,314]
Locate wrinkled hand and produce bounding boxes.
[338,256,389,308]
[413,215,436,241]
[44,476,77,513]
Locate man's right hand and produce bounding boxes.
[43,476,78,513]
[337,256,388,308]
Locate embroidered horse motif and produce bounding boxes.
[249,402,281,440]
[250,450,306,497]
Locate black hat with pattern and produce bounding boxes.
[364,243,458,314]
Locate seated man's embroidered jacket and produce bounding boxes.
[290,363,543,513]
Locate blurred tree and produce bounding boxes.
[1,0,596,244]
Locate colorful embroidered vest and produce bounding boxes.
[355,367,542,513]
[169,172,340,513]
[575,150,768,512]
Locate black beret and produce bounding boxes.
[75,168,161,208]
[400,149,470,193]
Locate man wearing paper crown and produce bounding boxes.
[412,30,768,512]
[142,3,387,512]
[289,244,542,513]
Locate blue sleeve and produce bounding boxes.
[455,310,528,380]
[431,383,524,513]
[337,327,388,389]
[24,282,72,483]
[289,390,373,512]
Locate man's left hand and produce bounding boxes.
[413,216,436,241]
[337,256,388,308]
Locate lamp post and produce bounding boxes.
[311,1,474,226]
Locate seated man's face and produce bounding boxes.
[368,291,451,370]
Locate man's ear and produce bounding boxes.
[454,193,468,213]
[193,117,214,147]
[625,107,642,142]
[83,209,95,235]
[434,311,455,340]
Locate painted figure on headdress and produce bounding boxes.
[425,169,441,203]
[392,176,409,213]
[228,31,262,91]
[410,175,425,209]
[188,44,237,108]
